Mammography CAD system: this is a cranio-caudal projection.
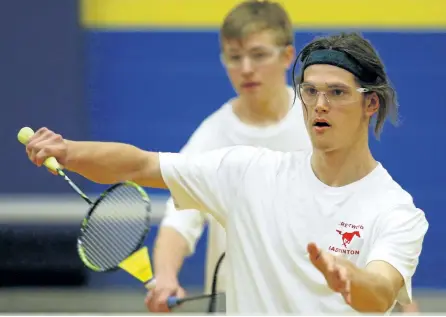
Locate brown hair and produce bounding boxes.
[220,0,294,47]
[293,32,399,138]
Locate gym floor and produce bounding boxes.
[0,287,444,314]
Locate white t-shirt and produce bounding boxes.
[160,87,311,292]
[159,146,428,314]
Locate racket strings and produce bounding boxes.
[80,184,151,271]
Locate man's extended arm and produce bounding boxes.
[308,243,402,313]
[65,140,165,188]
[308,205,428,313]
[26,128,166,188]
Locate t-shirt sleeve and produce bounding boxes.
[160,197,206,255]
[159,145,261,227]
[366,205,429,305]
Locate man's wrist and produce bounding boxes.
[347,261,394,312]
[154,269,180,284]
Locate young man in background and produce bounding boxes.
[146,0,311,312]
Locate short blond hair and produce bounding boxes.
[220,0,294,47]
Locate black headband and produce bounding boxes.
[302,49,376,82]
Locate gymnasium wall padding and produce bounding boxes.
[3,0,439,290]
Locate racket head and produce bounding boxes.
[77,181,152,273]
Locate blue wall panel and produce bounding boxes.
[85,30,446,289]
[0,0,88,193]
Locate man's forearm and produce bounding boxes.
[65,140,165,188]
[347,263,397,313]
[153,227,190,280]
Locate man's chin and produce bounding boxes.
[310,138,335,152]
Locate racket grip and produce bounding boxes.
[167,296,180,308]
[17,127,62,172]
[42,157,62,172]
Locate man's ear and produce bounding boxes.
[283,45,295,70]
[365,92,379,118]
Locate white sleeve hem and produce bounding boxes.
[158,152,205,212]
[160,210,206,256]
[159,152,174,189]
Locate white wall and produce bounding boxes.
[0,194,169,224]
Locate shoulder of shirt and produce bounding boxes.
[179,102,233,154]
[368,164,424,217]
[200,101,233,126]
[191,102,231,133]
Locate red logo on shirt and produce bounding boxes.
[328,222,363,256]
[336,230,361,248]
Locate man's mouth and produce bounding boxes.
[241,82,261,88]
[313,122,331,128]
[312,119,331,132]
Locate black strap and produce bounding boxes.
[207,252,226,313]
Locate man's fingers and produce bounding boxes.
[308,242,353,303]
[146,288,173,313]
[307,242,320,259]
[155,289,173,312]
[332,265,352,302]
[338,266,348,283]
[24,129,66,167]
[327,257,336,274]
[308,242,324,271]
[308,242,335,277]
[47,168,58,175]
[341,278,352,305]
[144,290,153,307]
[144,290,155,311]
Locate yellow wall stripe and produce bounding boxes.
[80,0,446,29]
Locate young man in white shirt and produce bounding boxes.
[24,31,428,314]
[149,1,311,312]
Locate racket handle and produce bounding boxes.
[144,280,179,308]
[17,127,62,172]
[167,296,180,308]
